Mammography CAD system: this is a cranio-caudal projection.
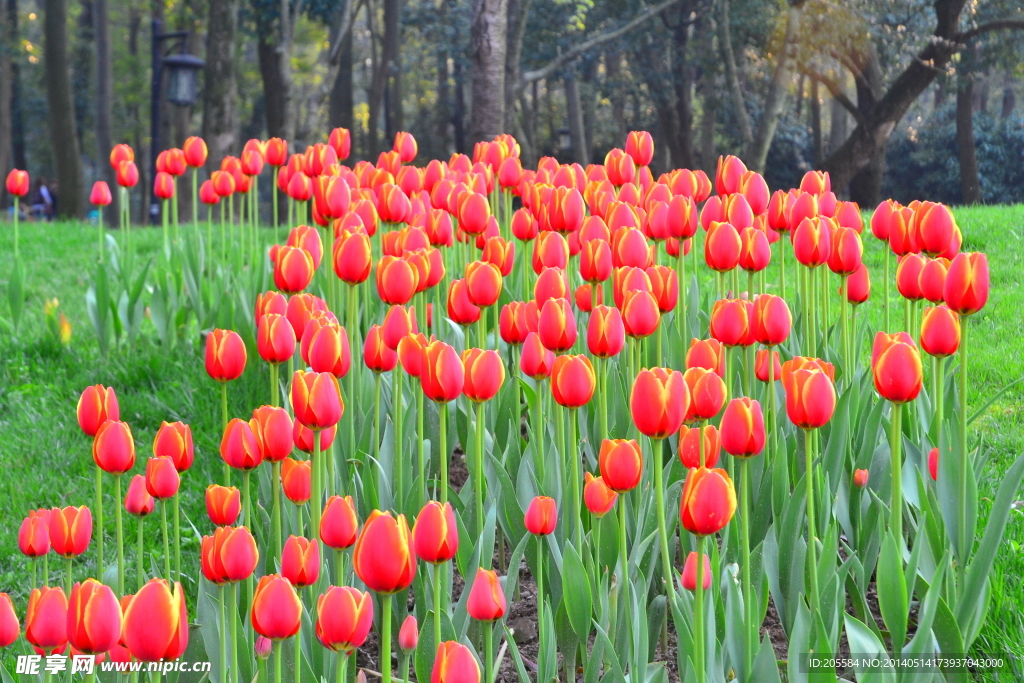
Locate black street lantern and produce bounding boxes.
[163,53,205,107]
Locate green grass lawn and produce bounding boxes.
[0,206,1022,665]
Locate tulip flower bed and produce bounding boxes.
[2,133,1023,683]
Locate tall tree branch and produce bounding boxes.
[798,64,865,126]
[954,18,1024,43]
[519,0,684,86]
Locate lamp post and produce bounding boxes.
[149,19,204,224]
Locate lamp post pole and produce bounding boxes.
[149,20,196,224]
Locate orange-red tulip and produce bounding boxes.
[583,472,617,517]
[587,305,625,358]
[123,579,188,660]
[827,226,863,275]
[681,552,712,591]
[291,370,344,429]
[500,301,530,345]
[200,525,259,584]
[353,510,416,593]
[221,418,263,470]
[679,467,736,536]
[49,506,92,558]
[755,349,782,382]
[871,332,923,403]
[333,230,373,285]
[6,168,29,196]
[752,295,791,346]
[719,398,765,457]
[145,456,180,500]
[77,384,119,436]
[524,496,557,535]
[116,161,139,188]
[93,420,136,474]
[782,359,836,429]
[625,131,654,166]
[580,239,612,283]
[90,180,112,206]
[281,536,320,587]
[467,568,507,621]
[320,495,359,549]
[598,438,642,491]
[0,594,18,648]
[704,222,741,272]
[520,332,555,380]
[251,575,302,640]
[420,340,464,402]
[538,298,577,352]
[710,298,754,347]
[622,289,661,339]
[943,252,988,315]
[686,338,725,376]
[206,485,241,526]
[920,305,960,358]
[281,458,312,504]
[738,226,771,273]
[551,354,596,408]
[853,469,869,488]
[25,587,68,654]
[678,424,720,468]
[398,614,419,652]
[412,501,459,564]
[683,367,727,422]
[124,475,155,517]
[273,245,316,294]
[316,586,373,653]
[257,313,296,365]
[182,136,207,167]
[250,405,294,462]
[447,278,481,325]
[19,510,51,557]
[152,421,193,472]
[432,641,481,683]
[205,329,247,382]
[465,260,503,307]
[462,348,505,402]
[632,367,688,438]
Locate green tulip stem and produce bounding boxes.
[95,467,105,583]
[439,401,449,504]
[273,178,280,236]
[395,368,405,512]
[617,490,628,583]
[294,623,301,683]
[312,434,323,542]
[768,348,778,468]
[271,362,279,407]
[220,585,229,683]
[137,516,145,590]
[97,206,104,262]
[740,457,754,679]
[417,388,426,502]
[115,474,125,595]
[273,461,283,562]
[43,553,49,586]
[555,402,566,504]
[174,492,181,582]
[676,249,687,343]
[13,196,19,258]
[433,562,443,652]
[230,584,240,683]
[335,548,345,586]
[222,383,231,486]
[599,358,609,442]
[841,274,851,380]
[884,249,891,332]
[374,373,383,470]
[958,320,969,578]
[651,437,674,602]
[162,199,169,257]
[890,402,904,548]
[780,241,787,301]
[65,556,73,595]
[805,429,821,622]
[933,355,944,447]
[191,167,199,227]
[30,557,37,591]
[694,534,706,683]
[656,319,664,366]
[536,536,545,644]
[338,652,349,683]
[380,593,393,683]
[475,401,486,543]
[570,409,583,546]
[484,620,494,683]
[161,499,171,580]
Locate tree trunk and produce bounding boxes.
[367,0,385,157]
[956,76,980,204]
[453,54,466,153]
[564,71,587,165]
[747,1,801,171]
[203,0,238,169]
[277,0,296,144]
[671,0,696,168]
[0,0,12,208]
[44,0,84,218]
[810,80,822,165]
[434,47,450,157]
[606,48,625,144]
[828,81,848,156]
[1001,71,1014,119]
[795,73,805,117]
[328,5,354,133]
[698,73,718,174]
[503,0,532,130]
[94,0,115,215]
[718,0,752,151]
[823,0,972,189]
[383,0,402,140]
[469,0,508,143]
[581,58,597,161]
[258,21,285,138]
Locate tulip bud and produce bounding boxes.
[432,641,481,683]
[447,278,481,326]
[251,575,302,640]
[710,298,754,347]
[752,295,791,347]
[583,472,617,517]
[152,421,194,472]
[49,506,92,558]
[679,467,736,536]
[686,338,725,376]
[145,456,180,499]
[205,329,247,382]
[704,222,741,272]
[420,340,464,402]
[524,496,557,536]
[93,419,136,475]
[755,349,783,382]
[500,301,530,346]
[928,447,939,481]
[77,384,119,437]
[943,252,988,316]
[412,501,459,565]
[520,332,555,380]
[316,586,374,653]
[398,614,419,653]
[551,354,596,408]
[587,305,625,359]
[321,495,359,549]
[462,348,505,403]
[0,594,18,648]
[598,438,642,492]
[871,332,923,403]
[251,406,294,462]
[680,552,712,592]
[719,398,766,458]
[353,511,417,593]
[281,536,320,587]
[622,290,661,339]
[467,568,507,622]
[280,458,312,505]
[291,370,344,430]
[853,469,869,488]
[782,359,836,429]
[124,475,155,517]
[5,168,30,196]
[920,305,960,358]
[18,510,51,557]
[683,367,727,422]
[206,485,241,526]
[25,586,68,655]
[827,226,863,275]
[678,424,720,468]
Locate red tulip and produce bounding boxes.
[281,536,320,587]
[6,168,29,196]
[77,384,119,437]
[551,354,596,408]
[0,594,18,648]
[145,456,180,499]
[291,370,344,430]
[520,332,555,380]
[755,349,782,382]
[598,438,642,492]
[93,420,136,474]
[920,305,960,358]
[679,467,736,536]
[846,263,871,305]
[719,398,765,457]
[538,298,577,352]
[621,290,661,339]
[583,472,617,517]
[738,227,771,273]
[412,500,459,564]
[273,245,316,294]
[421,340,464,402]
[25,587,68,654]
[871,332,923,403]
[152,421,194,472]
[632,368,688,438]
[943,252,988,316]
[580,239,612,283]
[123,579,188,660]
[524,496,557,535]
[221,418,263,470]
[710,298,754,347]
[19,510,51,557]
[320,495,359,550]
[587,305,625,358]
[205,329,247,382]
[792,217,832,268]
[680,552,712,591]
[200,525,259,584]
[683,367,727,422]
[782,359,836,429]
[678,424,720,468]
[467,568,507,621]
[250,405,294,463]
[116,161,139,188]
[251,575,302,640]
[686,338,725,376]
[462,348,505,403]
[853,469,869,488]
[704,222,741,272]
[281,457,312,504]
[49,506,91,558]
[90,181,113,207]
[353,509,417,595]
[752,294,791,346]
[124,475,155,517]
[316,586,373,653]
[432,641,481,683]
[206,485,241,526]
[928,448,939,481]
[499,301,530,346]
[398,615,419,652]
[827,226,863,275]
[182,136,207,167]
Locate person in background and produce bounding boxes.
[30,176,54,220]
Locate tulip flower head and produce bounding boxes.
[281,458,312,504]
[281,536,320,587]
[943,252,989,316]
[320,495,359,550]
[291,370,344,430]
[353,510,416,594]
[871,332,923,403]
[432,641,481,683]
[67,579,122,655]
[598,439,643,492]
[145,456,180,500]
[316,586,374,653]
[123,579,188,661]
[19,510,51,557]
[49,506,92,558]
[92,419,136,474]
[920,305,960,358]
[853,469,869,488]
[632,367,688,438]
[681,552,712,592]
[680,467,737,536]
[551,354,596,408]
[152,421,194,472]
[221,418,263,471]
[206,485,241,526]
[412,501,459,565]
[205,329,247,382]
[583,472,618,517]
[462,348,506,403]
[77,384,119,437]
[782,358,836,429]
[0,594,18,648]
[524,496,557,535]
[124,475,155,517]
[251,575,302,641]
[25,587,68,655]
[678,424,721,468]
[467,568,507,622]
[719,398,766,458]
[398,615,419,653]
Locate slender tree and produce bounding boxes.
[203,0,239,166]
[44,0,85,218]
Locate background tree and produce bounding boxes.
[44,0,84,218]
